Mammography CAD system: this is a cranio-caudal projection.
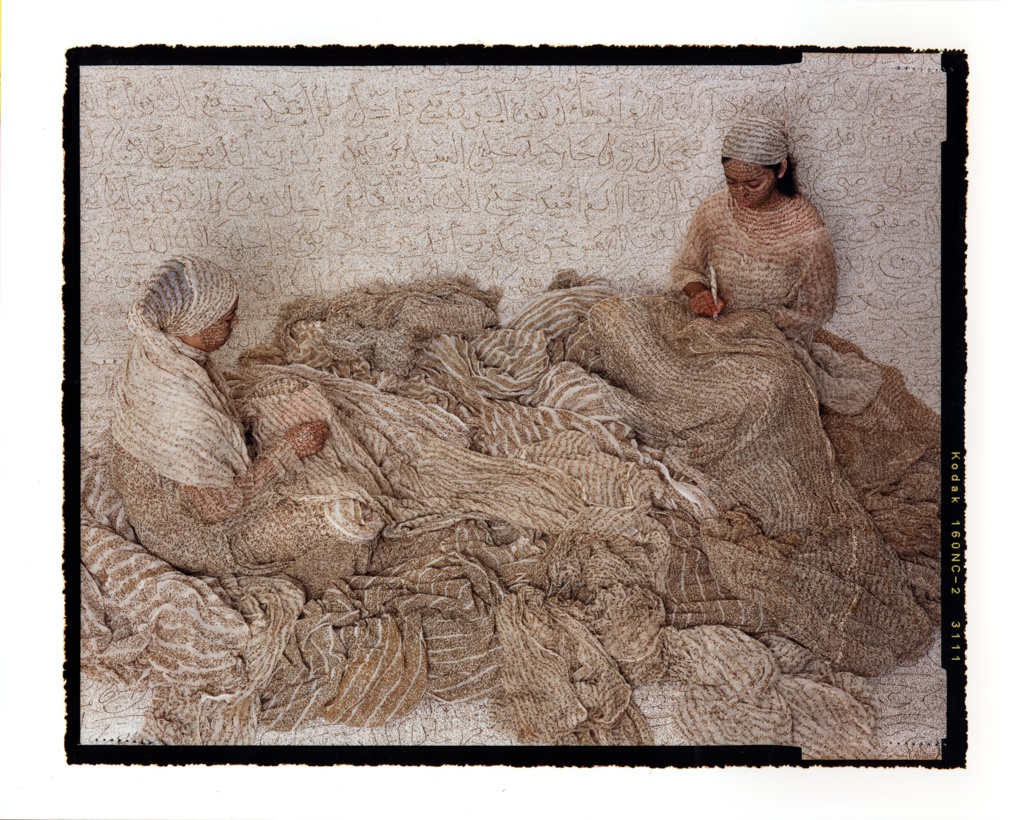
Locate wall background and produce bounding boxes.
[79,53,946,444]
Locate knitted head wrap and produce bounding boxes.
[112,256,250,487]
[131,256,239,338]
[721,116,789,166]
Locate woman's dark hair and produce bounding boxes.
[722,156,799,197]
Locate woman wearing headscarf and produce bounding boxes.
[667,116,942,620]
[580,117,940,676]
[107,256,376,594]
[670,115,881,414]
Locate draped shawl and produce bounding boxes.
[111,256,250,487]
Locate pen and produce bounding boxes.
[709,263,719,320]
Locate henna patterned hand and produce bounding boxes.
[688,288,725,318]
[284,420,330,458]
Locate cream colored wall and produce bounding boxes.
[80,54,945,443]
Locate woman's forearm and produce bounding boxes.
[184,439,301,524]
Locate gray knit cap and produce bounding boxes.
[722,116,789,166]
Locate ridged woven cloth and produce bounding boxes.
[81,276,940,752]
[112,256,249,487]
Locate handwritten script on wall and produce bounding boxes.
[80,56,945,443]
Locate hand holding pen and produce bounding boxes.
[684,270,725,318]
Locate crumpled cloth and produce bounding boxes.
[82,277,940,750]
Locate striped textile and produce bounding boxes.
[505,283,618,336]
[495,587,641,744]
[585,295,934,677]
[261,549,503,731]
[81,453,305,743]
[662,626,878,758]
[113,257,250,487]
[721,115,789,165]
[420,329,550,400]
[83,277,940,752]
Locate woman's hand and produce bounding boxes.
[183,417,329,524]
[284,420,330,458]
[687,286,725,318]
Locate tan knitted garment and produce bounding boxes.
[83,273,939,749]
[107,257,376,592]
[670,190,883,413]
[580,295,931,676]
[112,257,249,487]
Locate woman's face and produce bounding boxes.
[724,159,785,209]
[179,299,239,352]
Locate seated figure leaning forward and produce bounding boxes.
[107,256,376,597]
[671,114,882,413]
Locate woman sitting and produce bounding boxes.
[673,115,882,414]
[107,256,375,595]
[580,116,938,676]
[670,116,941,609]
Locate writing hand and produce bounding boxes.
[688,288,725,318]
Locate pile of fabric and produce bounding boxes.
[80,275,941,754]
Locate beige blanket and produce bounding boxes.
[80,277,941,755]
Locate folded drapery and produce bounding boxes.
[82,277,941,752]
